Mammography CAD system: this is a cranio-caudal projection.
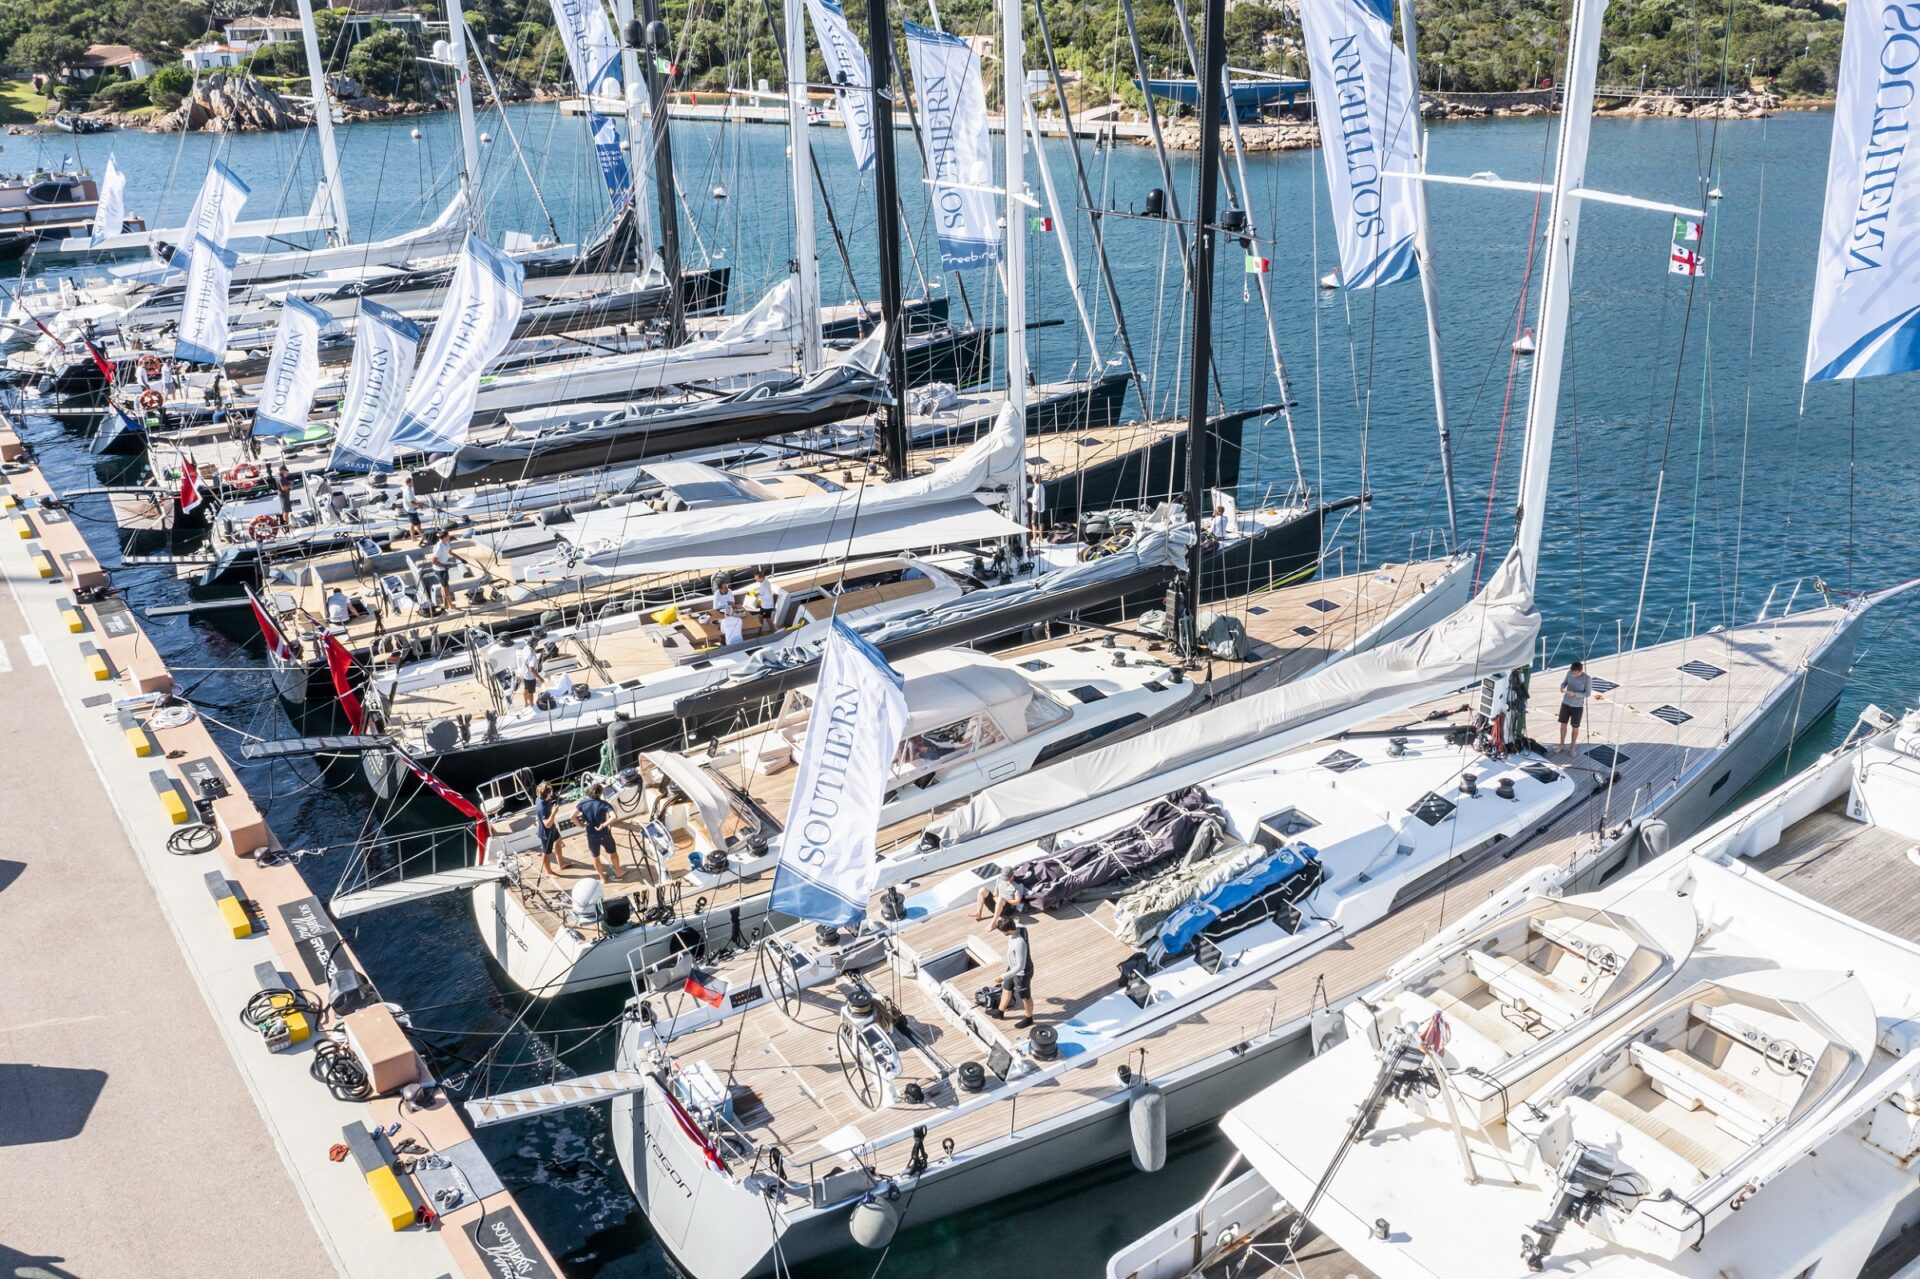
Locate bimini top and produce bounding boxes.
[893,649,1038,740]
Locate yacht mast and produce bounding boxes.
[445,0,485,236]
[294,0,349,242]
[639,0,686,343]
[614,0,658,270]
[1398,0,1459,547]
[1000,0,1025,419]
[867,0,909,479]
[1183,0,1227,635]
[1510,0,1605,584]
[785,0,823,373]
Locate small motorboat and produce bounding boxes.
[51,112,110,135]
[1319,269,1340,290]
[1513,326,1538,355]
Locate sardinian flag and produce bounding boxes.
[1298,0,1423,288]
[174,235,239,366]
[178,462,206,515]
[1669,243,1704,277]
[769,620,910,926]
[904,23,1000,272]
[389,235,525,457]
[245,587,294,662]
[328,299,423,473]
[1806,0,1920,382]
[91,154,127,247]
[252,297,330,438]
[805,0,876,172]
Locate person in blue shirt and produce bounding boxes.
[534,780,568,876]
[575,782,622,882]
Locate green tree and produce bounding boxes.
[7,28,85,78]
[345,25,417,98]
[146,61,195,110]
[124,0,212,61]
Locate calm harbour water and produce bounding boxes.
[6,100,1917,1277]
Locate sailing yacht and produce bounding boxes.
[1108,704,1920,1279]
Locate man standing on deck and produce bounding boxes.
[1559,660,1593,755]
[994,915,1035,1029]
[575,782,623,882]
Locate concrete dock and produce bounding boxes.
[0,419,563,1276]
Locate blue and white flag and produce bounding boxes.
[174,235,238,365]
[591,113,632,207]
[329,300,423,473]
[805,0,875,172]
[547,0,623,101]
[904,23,1000,272]
[253,297,331,438]
[1298,0,1422,288]
[1806,0,1920,382]
[181,160,252,255]
[389,235,525,456]
[91,154,126,247]
[770,621,910,926]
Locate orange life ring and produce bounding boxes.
[139,355,162,378]
[225,462,261,491]
[138,388,162,411]
[248,515,279,543]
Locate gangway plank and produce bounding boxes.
[467,1070,653,1127]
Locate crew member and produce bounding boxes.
[575,782,623,881]
[1207,505,1231,540]
[535,780,568,876]
[995,915,1035,1029]
[275,465,294,520]
[427,532,457,611]
[1026,472,1048,538]
[974,872,1026,926]
[325,588,354,626]
[712,575,735,615]
[1559,660,1594,754]
[516,640,544,709]
[750,568,778,628]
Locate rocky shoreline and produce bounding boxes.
[60,71,543,134]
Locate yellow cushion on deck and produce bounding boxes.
[62,609,86,634]
[363,1165,415,1231]
[124,726,153,757]
[216,893,253,938]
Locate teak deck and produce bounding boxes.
[654,603,1855,1177]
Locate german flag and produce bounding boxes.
[685,967,729,1008]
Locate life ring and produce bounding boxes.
[225,462,261,491]
[138,355,162,378]
[248,515,278,543]
[138,388,162,411]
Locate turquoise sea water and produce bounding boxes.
[7,100,1916,1276]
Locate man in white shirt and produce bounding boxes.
[1207,506,1231,540]
[425,533,456,611]
[1026,474,1047,538]
[711,577,735,615]
[326,588,353,626]
[719,612,744,645]
[515,642,543,708]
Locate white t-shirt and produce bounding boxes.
[712,586,734,613]
[1208,513,1231,539]
[1027,482,1046,515]
[326,593,352,624]
[431,540,455,568]
[719,613,744,645]
[516,646,541,683]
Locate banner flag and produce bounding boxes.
[252,297,332,437]
[389,234,525,456]
[805,0,876,172]
[903,22,1001,272]
[328,300,424,473]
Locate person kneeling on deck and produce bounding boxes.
[973,873,1027,926]
[576,782,623,882]
[993,915,1035,1029]
[535,780,568,876]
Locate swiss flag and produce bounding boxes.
[178,465,204,515]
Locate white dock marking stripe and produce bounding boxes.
[0,637,10,673]
[19,633,47,667]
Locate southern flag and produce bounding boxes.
[1669,243,1705,277]
[177,463,204,515]
[1029,215,1053,232]
[684,967,729,1008]
[1245,254,1271,274]
[1673,216,1702,242]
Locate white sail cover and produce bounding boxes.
[174,236,239,366]
[253,297,332,437]
[771,621,911,925]
[390,234,527,455]
[929,548,1540,849]
[904,22,1000,272]
[330,300,424,472]
[548,0,622,98]
[806,0,876,172]
[90,154,126,248]
[512,394,1027,581]
[1805,0,1920,382]
[1299,0,1422,288]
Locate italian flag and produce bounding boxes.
[1673,216,1702,242]
[1669,243,1704,277]
[1245,254,1271,274]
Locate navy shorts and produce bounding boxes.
[1558,703,1584,727]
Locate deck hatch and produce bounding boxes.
[1650,704,1694,726]
[1316,749,1362,774]
[1409,792,1457,825]
[1678,660,1726,681]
